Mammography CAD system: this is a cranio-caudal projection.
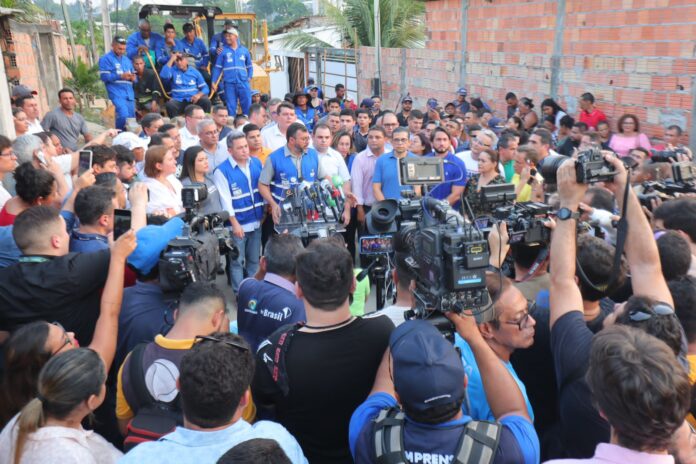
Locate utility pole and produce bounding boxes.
[85,0,98,65]
[373,0,381,97]
[101,0,112,49]
[60,0,78,60]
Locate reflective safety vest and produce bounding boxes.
[268,147,319,203]
[216,157,264,225]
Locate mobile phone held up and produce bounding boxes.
[113,209,131,241]
[78,150,93,176]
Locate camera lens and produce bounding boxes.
[537,154,567,184]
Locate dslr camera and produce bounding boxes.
[493,202,551,245]
[540,148,616,184]
[651,147,689,163]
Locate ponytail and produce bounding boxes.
[14,397,44,464]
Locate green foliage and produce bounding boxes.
[2,0,50,22]
[250,0,308,31]
[60,57,105,112]
[110,1,141,35]
[282,31,333,50]
[323,0,425,48]
[70,20,105,55]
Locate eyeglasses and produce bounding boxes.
[0,150,15,158]
[474,138,492,148]
[50,321,73,355]
[501,301,536,331]
[194,335,249,352]
[628,303,675,322]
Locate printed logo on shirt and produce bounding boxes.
[258,309,289,322]
[175,75,183,85]
[404,451,455,464]
[244,299,258,314]
[144,358,180,402]
[188,79,195,85]
[240,55,245,62]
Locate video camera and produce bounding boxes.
[638,161,696,210]
[493,202,552,245]
[159,183,238,294]
[651,147,689,163]
[539,148,616,184]
[275,177,346,244]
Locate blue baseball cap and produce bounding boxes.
[251,89,260,96]
[127,217,185,274]
[457,87,467,96]
[360,98,374,109]
[390,320,466,413]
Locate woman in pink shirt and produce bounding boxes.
[609,114,652,157]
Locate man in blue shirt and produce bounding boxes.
[160,51,211,117]
[211,27,253,117]
[126,19,165,65]
[237,234,306,351]
[209,20,233,69]
[99,36,136,130]
[179,22,211,85]
[454,87,470,115]
[157,23,181,68]
[425,126,467,208]
[120,332,308,464]
[349,318,540,464]
[373,127,416,201]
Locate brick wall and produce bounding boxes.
[357,0,695,144]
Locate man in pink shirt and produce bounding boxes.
[577,93,607,130]
[350,125,388,226]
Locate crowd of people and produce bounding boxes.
[0,24,695,463]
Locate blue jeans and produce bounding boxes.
[229,226,262,293]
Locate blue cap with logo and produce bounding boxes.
[360,98,375,109]
[390,320,466,413]
[457,87,467,96]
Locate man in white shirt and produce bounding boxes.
[180,104,205,151]
[17,95,43,134]
[261,102,296,151]
[456,128,504,177]
[198,119,230,171]
[248,103,267,129]
[314,123,353,223]
[0,136,17,207]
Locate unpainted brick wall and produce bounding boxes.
[358,0,695,143]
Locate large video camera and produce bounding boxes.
[493,202,552,245]
[159,183,238,294]
[540,148,616,184]
[275,178,346,244]
[638,161,696,210]
[651,147,689,163]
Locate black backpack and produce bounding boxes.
[123,343,182,452]
[372,407,501,464]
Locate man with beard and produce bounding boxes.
[425,127,467,208]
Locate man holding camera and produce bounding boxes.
[160,51,211,118]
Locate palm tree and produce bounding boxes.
[60,57,105,112]
[283,0,425,50]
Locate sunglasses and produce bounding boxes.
[627,303,675,322]
[194,335,249,352]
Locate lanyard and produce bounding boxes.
[19,256,50,263]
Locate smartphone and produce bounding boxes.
[113,209,131,240]
[359,235,393,255]
[36,150,47,166]
[78,150,93,176]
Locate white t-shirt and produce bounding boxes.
[0,414,122,464]
[180,126,200,151]
[0,181,11,209]
[317,147,351,182]
[456,150,504,178]
[143,174,184,215]
[261,124,286,152]
[375,304,410,328]
[27,119,43,135]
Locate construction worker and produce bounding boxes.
[99,36,136,130]
[209,20,234,66]
[160,51,211,117]
[212,27,253,116]
[126,19,164,66]
[179,23,210,85]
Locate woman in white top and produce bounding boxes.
[541,98,567,137]
[0,348,122,464]
[142,145,184,216]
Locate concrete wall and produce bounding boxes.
[357,0,696,144]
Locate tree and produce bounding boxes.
[60,57,105,112]
[250,0,308,31]
[71,20,105,56]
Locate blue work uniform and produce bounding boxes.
[157,39,183,67]
[294,106,316,131]
[179,37,209,70]
[267,146,319,204]
[212,44,253,115]
[209,32,225,65]
[99,51,135,130]
[126,31,165,64]
[160,64,209,102]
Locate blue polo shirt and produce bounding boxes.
[372,151,415,201]
[236,273,306,351]
[349,393,539,464]
[424,152,467,204]
[69,230,109,253]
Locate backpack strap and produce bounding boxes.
[373,407,408,464]
[128,343,153,413]
[453,420,502,464]
[258,322,305,397]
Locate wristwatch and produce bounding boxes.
[557,207,581,221]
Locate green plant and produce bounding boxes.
[60,57,105,112]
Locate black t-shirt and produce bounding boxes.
[396,111,409,127]
[0,251,111,345]
[556,138,578,157]
[252,314,394,464]
[550,311,610,458]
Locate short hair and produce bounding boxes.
[112,145,135,167]
[264,234,304,276]
[580,92,595,104]
[617,114,641,134]
[583,132,601,144]
[296,239,353,311]
[177,282,225,317]
[15,95,36,110]
[13,205,62,251]
[197,118,216,134]
[179,332,254,428]
[248,103,264,118]
[559,115,575,129]
[586,187,614,212]
[408,109,424,121]
[368,125,387,137]
[517,145,539,164]
[392,127,409,138]
[226,131,246,149]
[12,134,42,164]
[668,275,696,344]
[574,121,588,132]
[505,92,517,100]
[90,144,117,168]
[339,109,355,120]
[182,22,194,33]
[657,231,692,281]
[14,162,55,205]
[276,101,294,115]
[159,123,176,133]
[141,112,163,130]
[335,83,345,90]
[430,126,449,143]
[666,125,683,136]
[313,122,331,135]
[660,198,696,243]
[0,135,11,154]
[531,128,552,146]
[242,123,260,135]
[74,186,116,226]
[216,438,292,464]
[511,244,546,270]
[326,98,340,107]
[163,23,175,33]
[286,122,308,142]
[184,104,203,118]
[355,109,370,118]
[132,55,144,63]
[478,128,499,149]
[212,104,228,115]
[57,88,74,99]
[577,234,626,302]
[498,131,517,149]
[587,325,689,451]
[615,295,683,357]
[148,133,168,147]
[233,114,248,127]
[144,145,169,178]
